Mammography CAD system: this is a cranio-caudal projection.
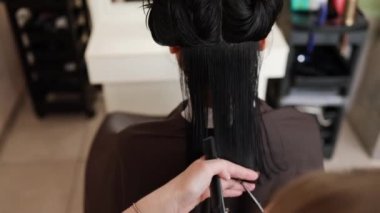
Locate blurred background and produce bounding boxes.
[0,0,379,212]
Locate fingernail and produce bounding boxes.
[255,172,260,179]
[251,172,259,180]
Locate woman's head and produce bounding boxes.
[144,0,283,46]
[267,170,380,213]
[143,0,283,175]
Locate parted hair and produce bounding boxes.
[143,0,283,177]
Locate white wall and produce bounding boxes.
[0,3,24,135]
[348,19,380,159]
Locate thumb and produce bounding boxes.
[218,169,231,181]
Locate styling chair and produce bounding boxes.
[84,112,162,213]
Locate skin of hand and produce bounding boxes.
[125,158,259,213]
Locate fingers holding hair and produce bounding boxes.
[205,159,259,182]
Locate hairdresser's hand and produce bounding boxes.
[126,158,258,213]
[171,158,259,212]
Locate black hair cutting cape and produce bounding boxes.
[85,101,324,213]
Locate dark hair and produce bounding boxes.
[143,0,283,176]
[143,0,282,46]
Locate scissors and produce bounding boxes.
[203,137,265,213]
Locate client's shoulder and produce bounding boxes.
[263,106,317,124]
[117,111,187,152]
[261,102,319,134]
[119,103,186,139]
[263,106,324,169]
[114,114,188,205]
[263,106,321,145]
[120,116,186,139]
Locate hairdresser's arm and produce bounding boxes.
[123,158,258,213]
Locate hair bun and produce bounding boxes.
[144,0,283,46]
[222,0,283,42]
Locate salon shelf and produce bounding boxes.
[293,76,349,89]
[3,0,95,117]
[273,3,369,158]
[291,11,368,31]
[5,0,79,10]
[290,46,352,91]
[279,7,369,46]
[289,31,367,46]
[280,88,346,107]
